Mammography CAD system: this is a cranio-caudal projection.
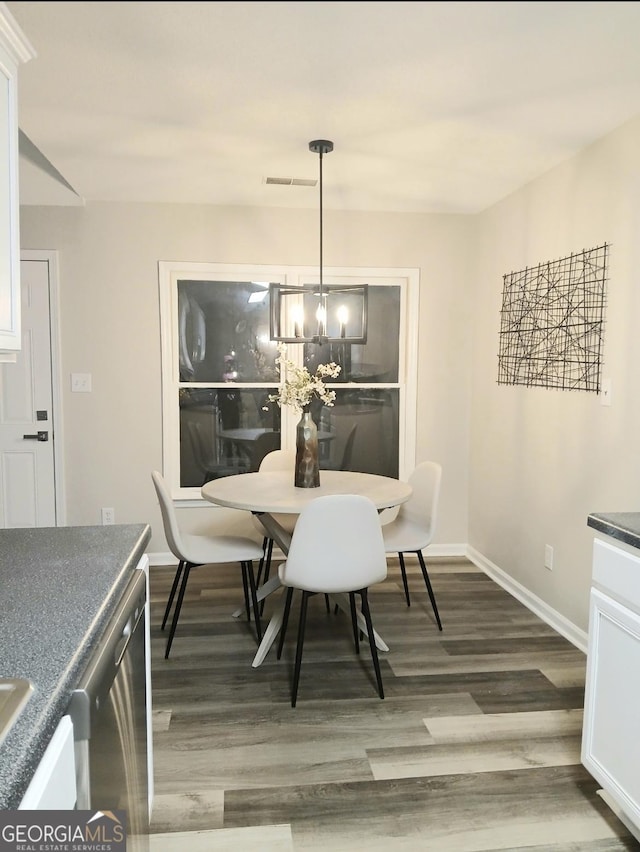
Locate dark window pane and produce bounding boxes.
[317,388,399,477]
[178,280,279,383]
[175,277,401,488]
[303,285,400,382]
[179,388,281,487]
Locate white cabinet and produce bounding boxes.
[0,4,35,355]
[581,537,640,838]
[19,714,76,809]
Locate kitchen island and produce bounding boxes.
[0,523,151,810]
[583,512,640,842]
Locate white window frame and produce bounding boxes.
[158,261,419,501]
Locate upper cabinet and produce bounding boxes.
[0,3,35,355]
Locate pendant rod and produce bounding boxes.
[319,145,324,301]
[309,140,333,342]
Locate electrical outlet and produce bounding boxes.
[101,507,115,525]
[544,544,554,570]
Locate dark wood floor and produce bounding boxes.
[148,556,640,851]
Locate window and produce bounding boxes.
[159,262,419,500]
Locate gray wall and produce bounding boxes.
[19,203,473,556]
[469,113,640,633]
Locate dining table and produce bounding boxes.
[201,469,412,667]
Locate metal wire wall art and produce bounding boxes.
[497,243,608,392]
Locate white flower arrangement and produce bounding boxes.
[268,343,341,413]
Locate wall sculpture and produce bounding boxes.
[497,243,608,392]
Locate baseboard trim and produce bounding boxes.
[466,545,588,653]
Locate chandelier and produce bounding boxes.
[269,140,368,345]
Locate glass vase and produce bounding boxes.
[295,406,320,488]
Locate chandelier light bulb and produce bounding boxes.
[337,305,349,338]
[316,302,327,335]
[292,304,304,337]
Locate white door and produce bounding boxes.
[0,256,57,526]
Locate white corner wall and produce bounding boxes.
[469,113,640,634]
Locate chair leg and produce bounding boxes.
[325,594,331,613]
[256,537,273,586]
[349,592,360,654]
[291,590,311,708]
[259,539,274,615]
[398,552,411,606]
[240,560,251,623]
[359,588,384,699]
[243,560,262,643]
[161,559,184,630]
[277,586,294,659]
[255,537,268,586]
[416,550,442,631]
[263,539,274,582]
[165,562,193,659]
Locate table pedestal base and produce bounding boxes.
[246,586,388,667]
[232,508,390,667]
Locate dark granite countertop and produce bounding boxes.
[587,512,640,551]
[0,523,151,809]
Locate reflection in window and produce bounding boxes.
[166,268,409,492]
[316,388,399,478]
[178,280,400,488]
[178,280,279,383]
[303,285,400,383]
[180,387,280,487]
[306,286,401,478]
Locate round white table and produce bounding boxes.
[202,469,411,514]
[202,470,412,666]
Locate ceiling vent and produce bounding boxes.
[265,176,317,187]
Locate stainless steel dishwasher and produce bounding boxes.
[68,568,149,852]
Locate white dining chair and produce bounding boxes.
[381,461,443,630]
[276,493,388,707]
[151,470,264,658]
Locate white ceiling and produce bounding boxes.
[8,0,640,213]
